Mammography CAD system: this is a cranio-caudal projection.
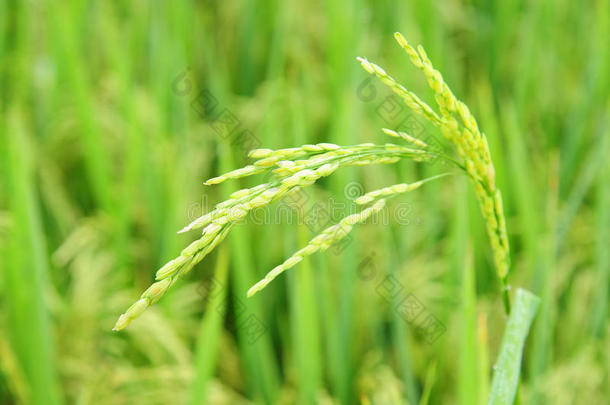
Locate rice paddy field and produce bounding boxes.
[1,1,609,404]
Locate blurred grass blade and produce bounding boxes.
[418,360,437,405]
[50,3,113,212]
[290,226,322,404]
[289,96,322,404]
[188,247,230,405]
[456,180,477,405]
[487,289,540,405]
[388,229,418,404]
[590,108,610,337]
[4,112,64,405]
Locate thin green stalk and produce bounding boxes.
[418,361,437,405]
[589,107,610,337]
[326,1,363,400]
[290,225,322,404]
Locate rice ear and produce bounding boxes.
[360,32,511,310]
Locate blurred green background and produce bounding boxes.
[0,1,608,404]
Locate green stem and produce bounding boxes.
[487,288,540,405]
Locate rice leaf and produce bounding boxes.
[487,289,540,405]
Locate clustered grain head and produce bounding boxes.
[114,32,510,331]
[358,32,510,282]
[113,138,445,330]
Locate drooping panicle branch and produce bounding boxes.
[114,32,511,331]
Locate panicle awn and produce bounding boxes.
[114,33,511,330]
